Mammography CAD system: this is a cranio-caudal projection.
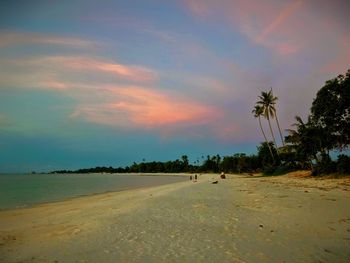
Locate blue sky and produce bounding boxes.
[0,0,349,172]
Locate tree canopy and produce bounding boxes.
[311,70,350,150]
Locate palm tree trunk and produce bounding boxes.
[258,116,275,162]
[274,111,285,146]
[267,115,278,148]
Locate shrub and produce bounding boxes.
[312,154,336,176]
[336,155,350,174]
[263,165,294,176]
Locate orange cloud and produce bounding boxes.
[72,86,219,128]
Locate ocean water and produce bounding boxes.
[0,173,186,210]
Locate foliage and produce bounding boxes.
[285,116,322,168]
[311,70,350,150]
[200,155,221,172]
[263,165,295,176]
[283,69,350,175]
[257,142,279,167]
[256,89,285,147]
[219,153,260,173]
[252,104,275,162]
[336,154,350,174]
[311,154,336,176]
[51,153,262,174]
[256,90,278,148]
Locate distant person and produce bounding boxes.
[190,175,192,181]
[194,174,197,182]
[220,172,226,179]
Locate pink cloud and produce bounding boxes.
[0,55,158,90]
[38,56,158,83]
[183,0,300,54]
[0,30,99,48]
[38,80,86,90]
[275,43,299,55]
[184,0,344,56]
[185,0,211,17]
[72,86,219,128]
[255,0,303,44]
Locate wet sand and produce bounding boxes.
[1,173,350,263]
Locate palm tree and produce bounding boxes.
[285,116,304,144]
[252,105,275,162]
[257,90,278,148]
[270,89,285,147]
[257,89,285,147]
[285,115,313,169]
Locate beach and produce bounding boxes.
[1,173,350,263]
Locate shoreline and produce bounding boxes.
[0,183,179,213]
[0,173,189,211]
[1,173,350,262]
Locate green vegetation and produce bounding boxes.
[256,89,285,148]
[51,153,261,174]
[257,69,350,176]
[252,105,275,163]
[51,70,349,176]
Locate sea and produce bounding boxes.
[0,173,186,210]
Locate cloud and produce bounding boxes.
[0,55,158,89]
[183,0,303,54]
[0,51,219,135]
[71,85,220,129]
[184,0,211,17]
[37,56,158,83]
[0,30,99,49]
[0,27,223,137]
[255,0,303,51]
[182,0,349,59]
[111,86,218,127]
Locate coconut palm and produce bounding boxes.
[285,116,305,144]
[252,104,275,162]
[256,90,278,148]
[286,115,331,169]
[257,89,285,147]
[270,89,285,147]
[285,116,314,168]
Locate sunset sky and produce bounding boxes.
[1,0,349,172]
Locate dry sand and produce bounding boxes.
[1,173,350,263]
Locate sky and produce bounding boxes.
[0,0,349,173]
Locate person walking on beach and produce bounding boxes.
[194,174,197,182]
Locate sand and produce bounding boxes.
[1,173,350,263]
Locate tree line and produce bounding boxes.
[51,153,262,174]
[51,69,350,176]
[252,69,350,175]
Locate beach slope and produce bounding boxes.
[1,173,350,262]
